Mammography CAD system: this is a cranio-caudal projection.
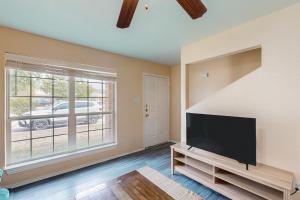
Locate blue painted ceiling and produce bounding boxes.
[0,0,299,65]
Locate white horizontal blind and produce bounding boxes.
[5,54,117,81]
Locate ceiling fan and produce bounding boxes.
[117,0,207,29]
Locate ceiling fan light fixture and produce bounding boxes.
[116,0,208,29]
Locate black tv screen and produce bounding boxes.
[186,113,256,166]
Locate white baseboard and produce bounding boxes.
[6,147,145,189]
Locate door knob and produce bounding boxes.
[145,114,149,117]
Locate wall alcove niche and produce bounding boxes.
[185,47,262,109]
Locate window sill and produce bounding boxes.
[5,143,118,174]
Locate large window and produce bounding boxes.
[5,57,116,165]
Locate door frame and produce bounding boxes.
[142,73,170,148]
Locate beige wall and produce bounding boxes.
[0,27,170,187]
[187,48,261,107]
[181,3,300,184]
[170,65,181,142]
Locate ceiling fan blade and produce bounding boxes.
[176,0,207,19]
[117,0,139,29]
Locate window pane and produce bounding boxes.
[75,79,88,97]
[103,98,113,112]
[54,117,68,135]
[32,77,53,96]
[32,97,52,115]
[16,69,31,77]
[76,132,88,149]
[103,82,114,97]
[53,98,69,115]
[75,98,88,113]
[11,140,31,163]
[31,118,52,138]
[32,137,53,158]
[31,71,52,79]
[54,76,69,97]
[103,114,113,129]
[89,115,102,131]
[10,97,30,117]
[54,135,68,153]
[76,116,88,133]
[89,130,103,146]
[89,82,102,97]
[88,98,102,113]
[103,129,114,144]
[53,117,68,153]
[11,120,30,142]
[9,75,30,96]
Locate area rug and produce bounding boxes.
[75,166,203,200]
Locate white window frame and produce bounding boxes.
[4,54,118,170]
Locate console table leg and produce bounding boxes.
[284,189,291,200]
[171,147,174,175]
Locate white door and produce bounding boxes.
[144,74,169,147]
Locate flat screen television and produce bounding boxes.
[186,113,256,167]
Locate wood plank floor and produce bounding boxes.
[10,143,228,200]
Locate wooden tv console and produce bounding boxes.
[171,143,295,200]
